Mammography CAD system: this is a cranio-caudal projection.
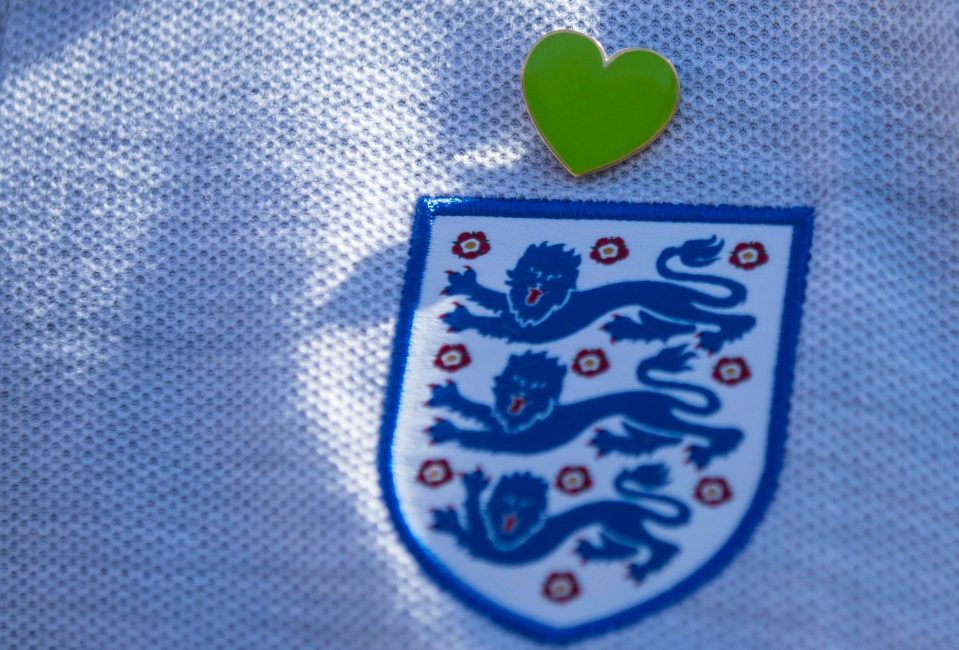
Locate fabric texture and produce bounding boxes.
[1,1,957,649]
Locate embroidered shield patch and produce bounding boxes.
[379,197,813,642]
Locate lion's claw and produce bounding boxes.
[431,507,460,533]
[462,468,490,492]
[443,267,479,297]
[426,418,459,444]
[686,444,715,469]
[440,304,472,332]
[589,429,618,457]
[601,315,639,343]
[427,381,460,408]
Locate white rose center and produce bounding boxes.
[563,473,583,489]
[550,579,571,597]
[703,484,722,500]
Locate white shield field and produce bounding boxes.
[379,198,812,642]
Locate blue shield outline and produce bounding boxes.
[378,197,813,643]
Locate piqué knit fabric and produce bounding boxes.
[1,1,957,649]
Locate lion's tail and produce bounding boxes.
[637,345,720,415]
[656,236,746,308]
[614,464,691,526]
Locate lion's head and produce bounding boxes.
[493,351,565,433]
[506,243,580,325]
[485,472,549,547]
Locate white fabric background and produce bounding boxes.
[1,1,957,648]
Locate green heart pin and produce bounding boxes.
[521,31,680,176]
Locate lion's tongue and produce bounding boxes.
[526,287,543,305]
[502,514,518,534]
[509,396,527,414]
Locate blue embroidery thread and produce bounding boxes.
[432,464,689,583]
[441,235,755,353]
[427,344,742,468]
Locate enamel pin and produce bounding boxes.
[522,31,680,176]
[379,197,813,642]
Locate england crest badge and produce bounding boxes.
[379,197,813,642]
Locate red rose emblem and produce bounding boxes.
[416,459,454,488]
[555,466,593,495]
[542,571,581,603]
[712,357,751,385]
[590,236,629,265]
[729,242,769,270]
[572,349,610,377]
[433,343,471,372]
[694,476,733,507]
[452,231,491,259]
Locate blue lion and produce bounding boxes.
[441,236,755,353]
[432,464,690,583]
[491,351,565,433]
[427,345,742,468]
